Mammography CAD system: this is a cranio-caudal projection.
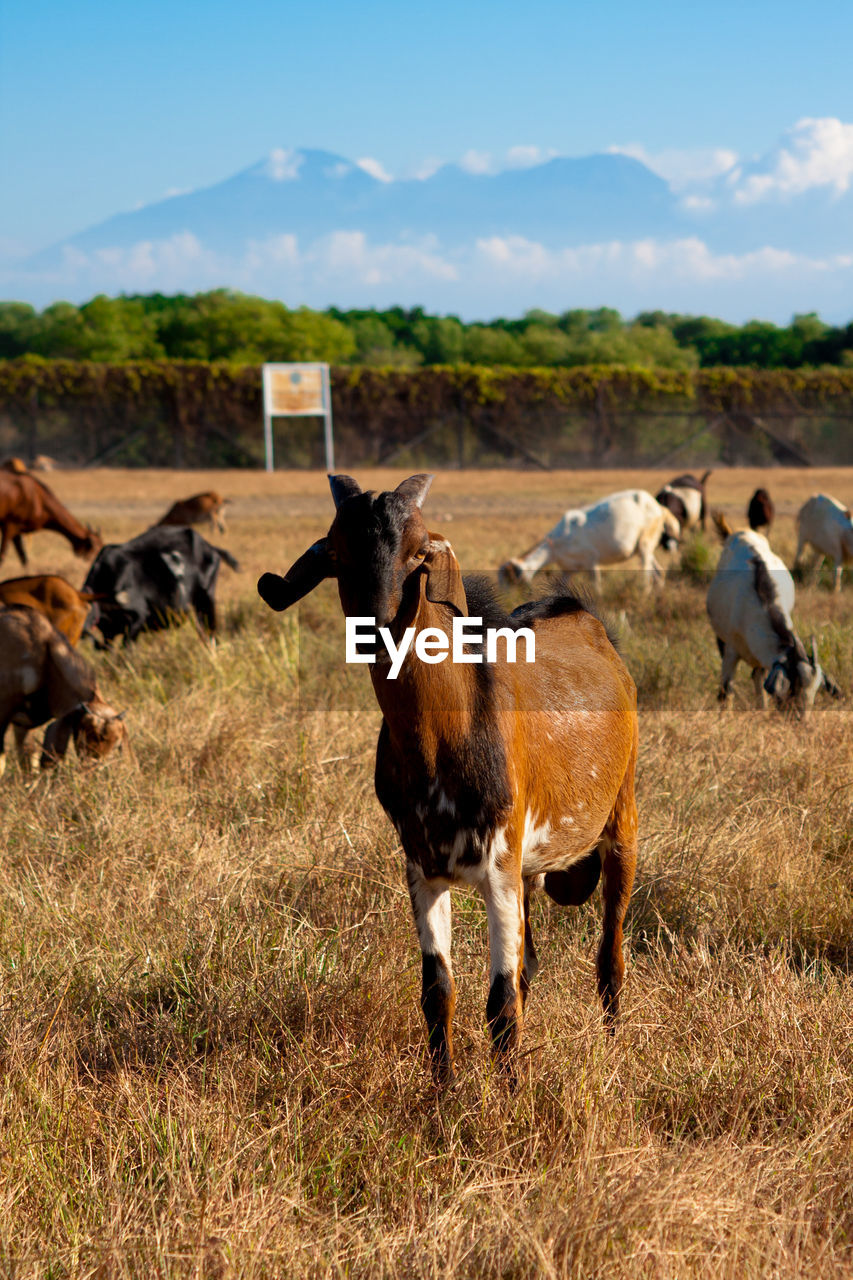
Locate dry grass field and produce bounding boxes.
[1,466,852,1278]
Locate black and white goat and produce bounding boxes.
[707,528,840,716]
[655,470,712,537]
[259,475,639,1085]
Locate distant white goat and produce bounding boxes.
[498,489,680,592]
[707,528,840,717]
[794,494,853,592]
[655,470,712,535]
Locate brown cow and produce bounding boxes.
[157,491,229,535]
[0,472,101,567]
[0,575,95,646]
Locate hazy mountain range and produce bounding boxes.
[7,120,853,320]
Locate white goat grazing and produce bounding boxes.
[794,494,853,592]
[498,489,680,592]
[706,530,840,717]
[0,606,127,771]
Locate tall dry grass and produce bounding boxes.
[0,469,851,1277]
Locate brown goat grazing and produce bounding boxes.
[157,491,229,535]
[748,488,775,533]
[0,606,127,771]
[259,474,638,1085]
[0,575,95,646]
[0,472,101,567]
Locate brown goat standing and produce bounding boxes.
[259,475,638,1085]
[156,491,229,535]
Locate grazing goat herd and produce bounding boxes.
[0,459,850,1083]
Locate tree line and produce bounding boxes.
[2,292,853,370]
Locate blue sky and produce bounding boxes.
[3,0,853,251]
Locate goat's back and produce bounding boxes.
[0,606,96,724]
[0,575,91,645]
[707,532,795,664]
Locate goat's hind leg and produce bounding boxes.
[596,754,638,1029]
[520,877,540,1008]
[406,861,456,1085]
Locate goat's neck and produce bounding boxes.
[45,507,88,542]
[517,539,551,576]
[369,598,477,763]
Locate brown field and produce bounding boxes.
[1,467,852,1277]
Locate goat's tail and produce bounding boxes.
[711,509,733,541]
[216,547,240,571]
[700,469,713,485]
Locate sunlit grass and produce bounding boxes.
[0,467,852,1276]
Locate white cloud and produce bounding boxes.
[162,186,193,200]
[460,149,493,175]
[413,156,443,180]
[316,231,456,283]
[245,234,299,269]
[505,145,557,169]
[459,145,558,175]
[608,143,739,190]
[733,117,853,203]
[265,148,304,181]
[474,233,852,284]
[325,162,352,179]
[681,195,715,212]
[356,156,393,183]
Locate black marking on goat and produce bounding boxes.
[751,555,801,652]
[510,583,622,654]
[751,554,813,696]
[420,953,455,1081]
[748,489,774,531]
[486,972,519,1060]
[655,489,688,527]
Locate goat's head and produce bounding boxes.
[258,474,466,628]
[497,558,531,588]
[763,635,834,719]
[76,526,103,559]
[41,698,128,767]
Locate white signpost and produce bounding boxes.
[261,362,334,472]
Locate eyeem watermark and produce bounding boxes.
[346,616,536,679]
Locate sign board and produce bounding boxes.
[261,363,334,471]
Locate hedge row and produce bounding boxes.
[1,359,852,468]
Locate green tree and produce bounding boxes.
[0,302,38,358]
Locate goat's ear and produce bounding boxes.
[329,475,362,509]
[764,663,790,700]
[810,635,820,668]
[422,535,467,615]
[258,538,333,612]
[395,473,433,509]
[823,671,843,699]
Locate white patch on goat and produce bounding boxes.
[480,867,523,983]
[436,788,456,816]
[18,665,38,695]
[522,810,551,857]
[407,865,452,962]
